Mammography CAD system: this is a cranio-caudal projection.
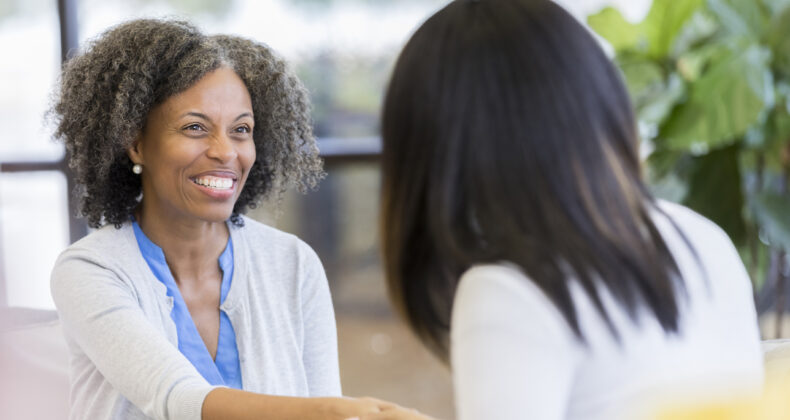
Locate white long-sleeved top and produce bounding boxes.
[451,201,763,420]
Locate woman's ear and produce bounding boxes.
[127,135,144,165]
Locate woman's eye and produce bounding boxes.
[184,123,204,132]
[234,125,251,134]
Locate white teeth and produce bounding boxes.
[194,176,233,190]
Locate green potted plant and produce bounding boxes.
[588,0,790,335]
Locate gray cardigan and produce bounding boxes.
[50,216,341,420]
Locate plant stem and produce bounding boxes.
[773,144,790,338]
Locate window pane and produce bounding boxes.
[78,0,447,140]
[0,0,63,162]
[0,171,69,309]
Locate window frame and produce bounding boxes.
[0,0,84,308]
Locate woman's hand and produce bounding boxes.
[309,396,395,419]
[344,402,438,420]
[203,389,394,420]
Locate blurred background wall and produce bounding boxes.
[12,0,790,418]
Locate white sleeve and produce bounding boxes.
[298,242,342,396]
[451,264,581,420]
[50,249,217,420]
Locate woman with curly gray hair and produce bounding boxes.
[49,18,393,420]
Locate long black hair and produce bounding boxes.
[380,0,690,360]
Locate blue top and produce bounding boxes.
[132,221,242,389]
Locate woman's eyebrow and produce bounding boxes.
[234,112,254,122]
[180,111,211,121]
[178,111,253,122]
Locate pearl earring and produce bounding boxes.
[132,164,143,175]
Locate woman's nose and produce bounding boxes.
[206,133,237,162]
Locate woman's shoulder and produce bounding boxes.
[452,263,581,379]
[233,215,296,242]
[233,215,323,266]
[455,263,573,335]
[459,263,551,301]
[50,222,140,298]
[459,263,532,295]
[652,199,743,269]
[653,199,731,244]
[55,222,135,266]
[234,215,309,251]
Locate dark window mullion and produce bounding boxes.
[57,0,88,244]
[0,161,63,172]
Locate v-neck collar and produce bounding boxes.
[130,219,235,386]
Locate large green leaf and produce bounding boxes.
[707,0,770,38]
[616,55,685,127]
[618,55,664,98]
[751,192,790,251]
[683,144,747,245]
[660,43,773,151]
[639,74,686,126]
[643,0,706,59]
[670,10,719,57]
[588,0,704,58]
[676,42,728,81]
[587,7,644,52]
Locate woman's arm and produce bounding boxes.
[51,250,215,419]
[346,405,437,420]
[51,249,382,420]
[203,389,383,419]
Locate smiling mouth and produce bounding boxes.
[191,175,235,190]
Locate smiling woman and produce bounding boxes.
[51,20,323,230]
[47,18,399,420]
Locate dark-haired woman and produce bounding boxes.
[372,0,764,419]
[49,18,395,420]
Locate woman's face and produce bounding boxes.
[129,66,256,224]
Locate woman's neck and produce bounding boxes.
[135,204,229,286]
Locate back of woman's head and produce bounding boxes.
[51,19,322,228]
[381,0,686,359]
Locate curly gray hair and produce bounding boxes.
[50,18,324,228]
